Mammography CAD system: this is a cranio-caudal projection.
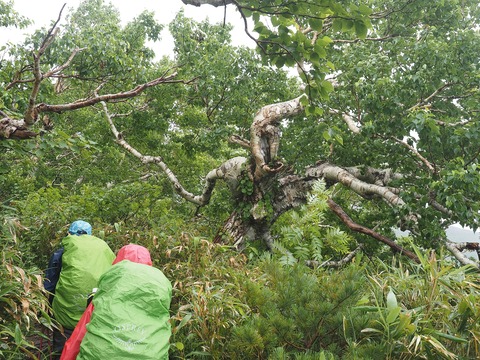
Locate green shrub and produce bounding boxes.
[225,258,368,359]
[157,234,254,359]
[0,217,53,359]
[344,250,480,360]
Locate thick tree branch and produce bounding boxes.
[445,242,480,268]
[37,73,182,113]
[0,74,185,140]
[250,95,304,180]
[0,118,37,140]
[306,163,404,206]
[100,98,246,206]
[327,198,420,263]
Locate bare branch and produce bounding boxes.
[99,98,246,206]
[229,134,250,149]
[36,73,183,113]
[327,199,420,263]
[391,136,435,173]
[445,242,479,268]
[38,3,66,53]
[436,119,472,127]
[24,26,60,125]
[23,5,66,124]
[181,0,233,6]
[305,245,363,268]
[44,47,86,78]
[407,82,454,112]
[9,47,87,91]
[333,35,398,43]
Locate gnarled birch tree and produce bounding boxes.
[3,0,480,267]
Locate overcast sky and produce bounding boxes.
[4,0,251,57]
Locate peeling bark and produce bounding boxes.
[214,211,256,250]
[307,162,404,206]
[250,95,304,180]
[445,242,480,268]
[0,118,37,139]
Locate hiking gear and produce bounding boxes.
[112,243,152,266]
[44,248,64,295]
[68,221,92,236]
[78,261,172,359]
[52,235,115,329]
[61,244,172,360]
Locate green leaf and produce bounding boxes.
[355,297,370,306]
[322,130,332,141]
[386,287,397,309]
[317,36,333,47]
[326,60,335,70]
[306,105,317,116]
[354,21,368,39]
[175,312,193,333]
[174,342,185,350]
[334,134,343,145]
[358,4,373,15]
[321,80,334,93]
[274,56,286,68]
[342,20,354,31]
[14,324,22,345]
[309,18,323,31]
[299,94,309,106]
[332,18,343,32]
[314,43,327,59]
[386,306,401,324]
[433,331,469,343]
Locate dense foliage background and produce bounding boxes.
[2,0,480,359]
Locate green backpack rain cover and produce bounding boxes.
[77,260,172,360]
[52,235,115,329]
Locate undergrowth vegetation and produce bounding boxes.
[2,181,480,359]
[4,224,480,359]
[0,217,53,359]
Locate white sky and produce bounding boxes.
[3,0,252,57]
